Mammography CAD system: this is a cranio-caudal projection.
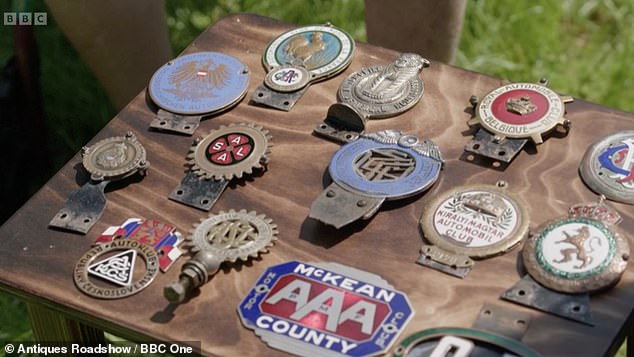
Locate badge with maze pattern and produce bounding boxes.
[309,129,443,228]
[238,261,413,357]
[95,218,184,272]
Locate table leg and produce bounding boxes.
[26,303,105,345]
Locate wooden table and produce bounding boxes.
[1,13,633,356]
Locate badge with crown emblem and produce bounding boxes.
[418,181,529,278]
[502,196,629,325]
[464,79,574,168]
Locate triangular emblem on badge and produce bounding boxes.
[88,249,136,286]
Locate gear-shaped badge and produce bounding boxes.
[465,78,574,168]
[164,209,277,303]
[49,132,149,234]
[170,123,272,211]
[148,52,250,135]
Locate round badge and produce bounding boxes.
[579,131,634,205]
[393,327,540,357]
[190,123,272,181]
[148,52,249,115]
[263,24,354,82]
[263,65,310,92]
[420,182,529,258]
[82,132,148,181]
[329,130,443,199]
[476,82,565,140]
[74,239,159,299]
[188,209,277,263]
[338,53,429,119]
[523,216,629,293]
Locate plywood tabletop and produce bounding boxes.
[1,13,633,356]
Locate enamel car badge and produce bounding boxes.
[95,218,184,272]
[502,196,629,325]
[465,79,573,167]
[309,129,443,228]
[418,181,529,278]
[238,261,413,357]
[579,131,634,205]
[148,52,249,135]
[251,24,354,111]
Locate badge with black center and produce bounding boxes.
[502,196,629,325]
[309,129,443,229]
[164,209,277,304]
[418,181,529,278]
[169,123,272,211]
[238,261,413,357]
[251,23,354,111]
[49,132,149,234]
[465,78,574,168]
[579,131,634,205]
[393,304,540,357]
[95,218,184,272]
[74,239,159,299]
[148,52,249,135]
[314,53,430,143]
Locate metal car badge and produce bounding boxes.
[393,327,539,357]
[251,23,355,111]
[502,196,629,325]
[418,181,529,278]
[580,131,634,205]
[238,261,414,357]
[170,123,272,211]
[309,129,443,228]
[74,239,159,299]
[314,53,430,143]
[148,51,249,135]
[164,209,277,304]
[95,218,184,272]
[49,132,149,234]
[465,79,574,167]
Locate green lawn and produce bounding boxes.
[1,0,632,355]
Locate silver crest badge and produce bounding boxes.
[314,53,430,143]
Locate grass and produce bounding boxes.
[1,1,632,355]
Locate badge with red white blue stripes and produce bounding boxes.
[95,218,183,272]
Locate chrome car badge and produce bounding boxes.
[580,131,634,205]
[309,129,443,228]
[148,52,249,135]
[251,24,354,111]
[238,261,413,357]
[418,181,529,278]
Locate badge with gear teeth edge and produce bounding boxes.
[169,123,272,211]
[464,78,574,168]
[164,209,278,303]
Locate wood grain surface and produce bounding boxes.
[1,13,634,356]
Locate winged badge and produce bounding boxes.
[166,60,230,101]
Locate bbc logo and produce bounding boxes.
[4,12,48,25]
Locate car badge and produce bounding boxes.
[95,218,184,272]
[49,132,149,234]
[465,78,574,168]
[251,23,354,111]
[148,52,249,135]
[170,123,272,211]
[579,131,634,205]
[309,129,443,228]
[314,53,430,143]
[164,209,277,304]
[74,239,159,299]
[418,181,529,278]
[238,260,414,357]
[502,196,629,325]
